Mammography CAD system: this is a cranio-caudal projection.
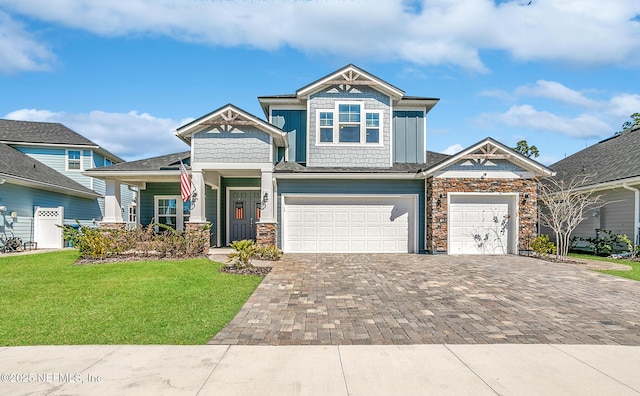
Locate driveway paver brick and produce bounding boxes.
[210,254,640,345]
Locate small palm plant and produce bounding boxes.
[227,239,257,269]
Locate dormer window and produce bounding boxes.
[317,102,382,146]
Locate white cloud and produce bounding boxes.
[0,11,54,74]
[4,109,191,160]
[442,143,465,155]
[486,104,611,138]
[515,80,598,108]
[0,0,639,72]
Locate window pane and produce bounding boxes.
[319,112,333,126]
[339,104,360,122]
[366,113,379,127]
[183,201,191,216]
[339,125,360,142]
[158,216,175,227]
[366,128,379,143]
[320,128,333,142]
[68,151,80,160]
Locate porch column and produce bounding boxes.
[256,170,277,246]
[189,170,206,223]
[259,171,274,221]
[102,179,123,223]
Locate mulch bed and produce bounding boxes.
[74,254,208,265]
[220,264,272,276]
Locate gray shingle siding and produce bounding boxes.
[308,86,391,167]
[193,127,271,163]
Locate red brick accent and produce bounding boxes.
[426,178,537,254]
[256,222,277,246]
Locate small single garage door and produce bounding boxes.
[283,195,416,253]
[449,194,516,255]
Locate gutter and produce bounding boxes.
[622,182,640,247]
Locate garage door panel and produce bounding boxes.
[284,196,414,253]
[449,195,513,255]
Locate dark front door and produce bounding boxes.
[229,190,261,242]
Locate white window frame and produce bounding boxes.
[315,101,383,146]
[65,149,82,171]
[154,195,190,231]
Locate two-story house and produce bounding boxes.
[0,120,135,248]
[88,65,553,254]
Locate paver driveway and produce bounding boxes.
[210,254,640,346]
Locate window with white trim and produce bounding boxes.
[154,196,190,231]
[316,102,382,145]
[319,112,333,143]
[66,150,81,170]
[105,158,114,166]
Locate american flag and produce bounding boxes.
[179,159,192,203]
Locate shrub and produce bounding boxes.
[254,244,282,261]
[61,222,210,260]
[580,229,632,256]
[531,234,556,257]
[227,240,257,269]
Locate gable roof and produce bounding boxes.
[0,142,99,198]
[422,137,554,177]
[84,151,191,174]
[0,119,124,162]
[296,64,406,100]
[550,126,640,187]
[175,104,288,146]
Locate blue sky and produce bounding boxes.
[1,0,639,165]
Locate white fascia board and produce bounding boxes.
[566,175,640,193]
[191,162,273,172]
[0,174,100,199]
[3,141,99,150]
[435,170,536,179]
[274,173,418,180]
[82,170,182,178]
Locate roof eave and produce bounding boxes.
[0,173,100,199]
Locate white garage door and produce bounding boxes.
[283,196,416,253]
[449,195,515,255]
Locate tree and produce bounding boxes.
[537,175,604,261]
[513,140,539,158]
[618,112,640,134]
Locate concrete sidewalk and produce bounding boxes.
[0,345,638,395]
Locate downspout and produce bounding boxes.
[622,182,640,248]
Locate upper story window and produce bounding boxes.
[66,150,81,171]
[317,102,382,146]
[105,158,114,166]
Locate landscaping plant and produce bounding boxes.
[531,234,556,257]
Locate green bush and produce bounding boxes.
[579,229,632,256]
[531,234,556,257]
[254,244,282,261]
[60,222,210,260]
[227,239,257,269]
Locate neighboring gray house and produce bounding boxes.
[548,125,640,246]
[0,120,134,248]
[88,65,553,254]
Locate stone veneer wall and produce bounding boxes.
[426,178,537,254]
[256,222,277,246]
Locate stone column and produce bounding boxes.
[189,170,206,223]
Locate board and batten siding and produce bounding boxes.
[272,110,307,163]
[307,86,391,168]
[139,182,218,244]
[0,183,101,242]
[276,179,426,252]
[392,111,424,164]
[192,126,271,163]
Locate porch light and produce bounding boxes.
[263,192,269,202]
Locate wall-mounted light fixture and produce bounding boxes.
[437,193,444,206]
[10,212,17,219]
[263,192,269,202]
[0,205,6,212]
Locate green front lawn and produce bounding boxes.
[0,250,263,345]
[569,253,640,281]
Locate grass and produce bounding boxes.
[569,252,640,281]
[0,250,263,345]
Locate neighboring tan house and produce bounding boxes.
[0,120,135,248]
[86,64,553,254]
[548,125,640,247]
